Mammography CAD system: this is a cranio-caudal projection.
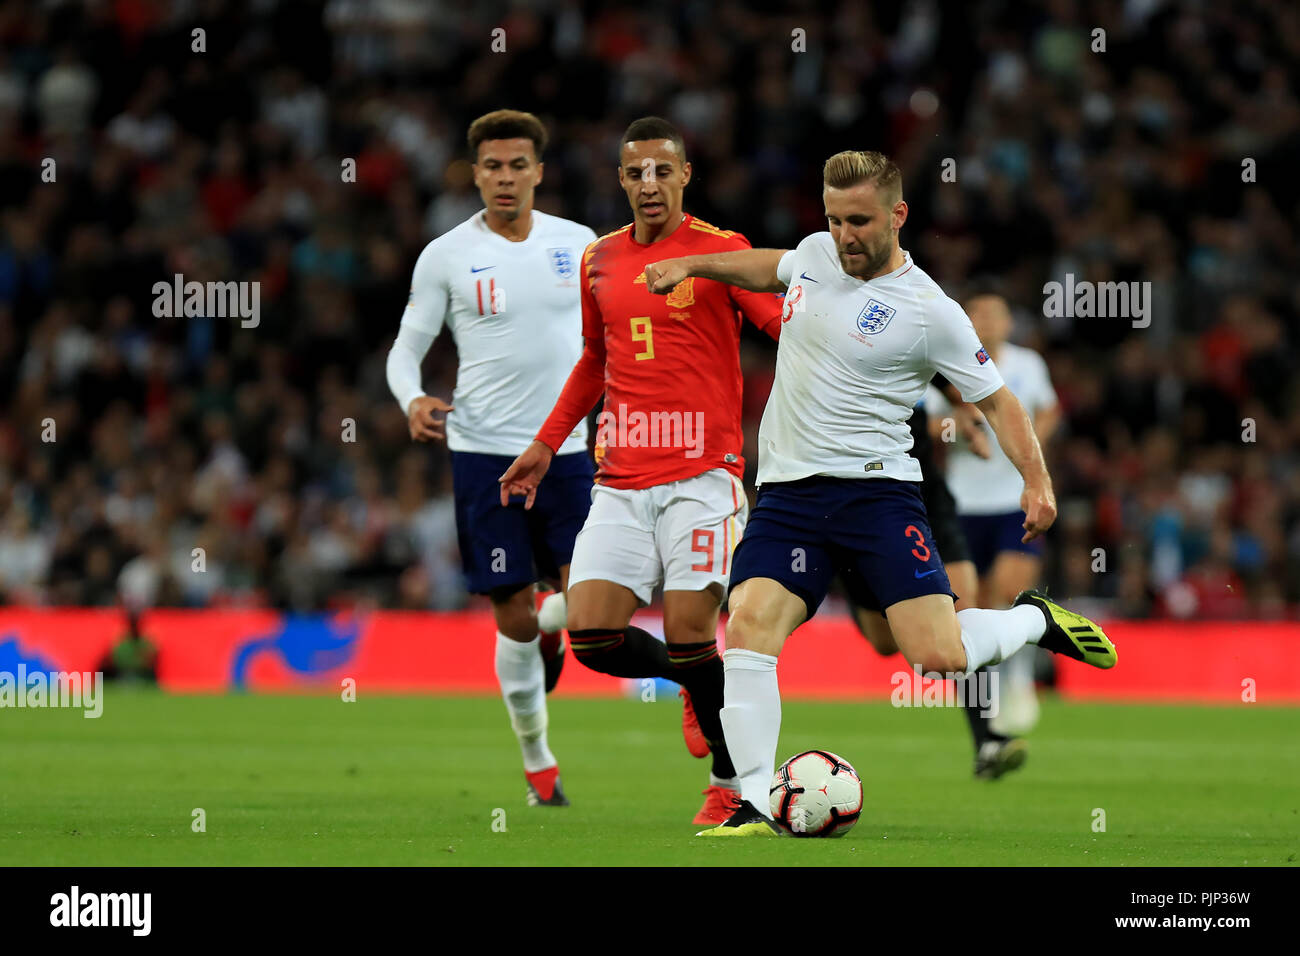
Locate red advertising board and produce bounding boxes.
[0,608,1296,702]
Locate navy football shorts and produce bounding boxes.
[920,475,972,567]
[728,476,956,623]
[450,450,593,596]
[959,511,1045,575]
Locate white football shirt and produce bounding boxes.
[760,233,1004,485]
[925,342,1058,514]
[397,210,595,456]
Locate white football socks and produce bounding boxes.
[719,648,781,817]
[957,605,1046,673]
[494,632,555,773]
[537,591,567,633]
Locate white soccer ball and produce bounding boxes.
[769,750,863,837]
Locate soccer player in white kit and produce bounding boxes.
[386,110,596,808]
[645,150,1117,835]
[926,291,1061,735]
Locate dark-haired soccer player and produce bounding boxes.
[387,109,595,808]
[499,117,783,825]
[646,149,1116,836]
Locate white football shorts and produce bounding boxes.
[567,468,748,605]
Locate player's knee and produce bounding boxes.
[665,620,716,646]
[896,629,965,674]
[564,583,635,632]
[565,600,605,633]
[725,604,775,650]
[490,584,538,641]
[908,646,966,675]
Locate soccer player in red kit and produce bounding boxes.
[499,116,782,825]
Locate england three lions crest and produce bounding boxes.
[548,248,575,279]
[856,298,896,335]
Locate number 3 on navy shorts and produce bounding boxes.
[905,524,931,562]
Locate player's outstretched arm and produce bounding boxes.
[974,385,1056,541]
[645,249,789,295]
[498,439,554,510]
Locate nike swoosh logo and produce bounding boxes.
[471,265,495,273]
[800,271,818,282]
[914,568,939,578]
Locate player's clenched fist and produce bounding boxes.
[407,395,454,442]
[644,258,692,295]
[1020,481,1057,542]
[499,439,554,509]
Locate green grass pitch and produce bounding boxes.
[1,691,1297,866]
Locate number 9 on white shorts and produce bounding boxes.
[566,468,749,605]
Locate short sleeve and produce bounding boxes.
[776,249,797,286]
[926,298,1004,403]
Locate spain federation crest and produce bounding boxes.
[856,297,896,335]
[548,248,575,279]
[664,276,695,310]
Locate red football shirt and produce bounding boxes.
[536,214,782,489]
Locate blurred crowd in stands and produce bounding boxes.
[0,0,1297,618]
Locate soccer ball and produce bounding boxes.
[769,750,863,837]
